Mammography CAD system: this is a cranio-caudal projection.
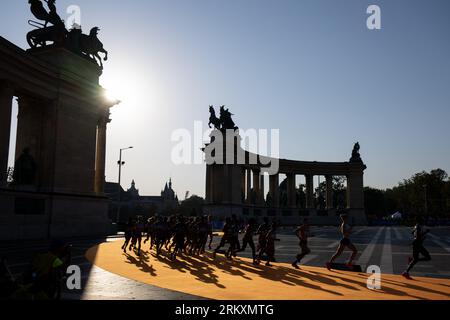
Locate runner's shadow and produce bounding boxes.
[123,252,156,277]
[294,269,360,291]
[348,273,450,298]
[215,257,344,295]
[152,250,225,289]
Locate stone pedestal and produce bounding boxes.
[346,163,367,225]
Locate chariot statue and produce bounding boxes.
[26,0,108,69]
[208,105,238,131]
[27,0,67,48]
[219,106,238,130]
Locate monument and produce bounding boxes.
[204,106,368,226]
[0,1,118,240]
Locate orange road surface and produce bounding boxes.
[85,240,450,300]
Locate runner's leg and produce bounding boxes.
[329,243,345,263]
[406,244,421,273]
[347,242,358,265]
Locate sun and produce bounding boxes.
[102,76,135,104]
[99,65,158,119]
[104,88,119,103]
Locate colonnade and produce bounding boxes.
[242,169,340,210]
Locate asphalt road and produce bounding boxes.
[1,226,449,300]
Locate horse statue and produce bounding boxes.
[79,27,108,68]
[208,106,221,129]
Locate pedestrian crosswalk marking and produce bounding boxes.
[380,228,393,274]
[327,240,340,248]
[300,254,318,265]
[357,227,385,269]
[428,234,450,253]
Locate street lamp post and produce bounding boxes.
[116,146,133,224]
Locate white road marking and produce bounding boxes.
[380,228,393,274]
[392,252,450,256]
[413,264,434,269]
[327,241,340,248]
[428,234,450,253]
[356,227,385,269]
[299,254,318,265]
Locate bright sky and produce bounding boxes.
[2,0,450,198]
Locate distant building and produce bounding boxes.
[105,179,179,222]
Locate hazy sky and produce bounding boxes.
[2,0,450,199]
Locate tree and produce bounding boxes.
[383,169,449,220]
[364,187,387,218]
[179,195,205,216]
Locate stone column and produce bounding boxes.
[252,169,260,205]
[246,168,252,204]
[326,175,334,209]
[241,167,246,204]
[205,165,212,202]
[223,165,230,203]
[305,174,314,209]
[213,165,223,203]
[0,84,13,187]
[269,173,279,207]
[347,171,364,209]
[287,173,296,208]
[260,173,265,205]
[94,114,109,194]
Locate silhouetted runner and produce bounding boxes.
[255,217,270,264]
[292,218,313,269]
[262,223,280,267]
[213,217,232,259]
[170,217,187,261]
[326,214,358,270]
[121,217,134,253]
[226,215,241,260]
[234,218,258,264]
[127,217,144,256]
[402,217,431,280]
[207,215,214,250]
[195,216,210,255]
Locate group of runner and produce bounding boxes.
[212,215,280,266]
[122,215,214,260]
[120,213,431,279]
